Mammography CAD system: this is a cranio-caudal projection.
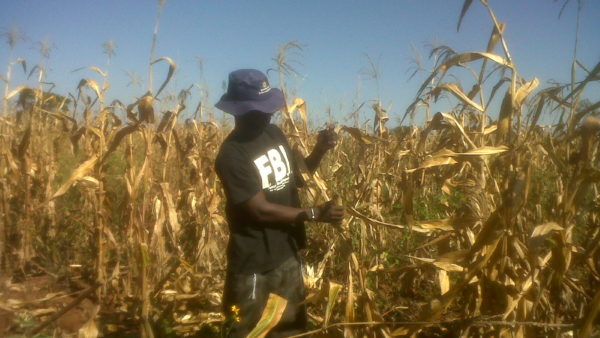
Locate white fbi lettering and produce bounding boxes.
[267,149,287,182]
[254,155,272,189]
[253,146,290,190]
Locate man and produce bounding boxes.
[214,69,344,337]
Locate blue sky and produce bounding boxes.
[1,0,599,127]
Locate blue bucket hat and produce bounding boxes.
[215,69,285,116]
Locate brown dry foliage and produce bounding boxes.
[0,1,599,337]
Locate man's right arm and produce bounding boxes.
[242,190,344,224]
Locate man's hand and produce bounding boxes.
[306,127,338,173]
[314,200,344,223]
[314,128,338,154]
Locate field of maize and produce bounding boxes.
[0,1,599,337]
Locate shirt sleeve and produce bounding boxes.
[215,145,262,205]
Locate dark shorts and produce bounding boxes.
[222,255,307,338]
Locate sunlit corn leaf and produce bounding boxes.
[438,270,450,295]
[301,278,328,305]
[6,85,31,101]
[247,293,288,338]
[347,206,419,232]
[404,52,512,124]
[483,124,497,135]
[287,97,308,127]
[160,183,180,236]
[406,156,458,173]
[391,326,410,336]
[151,56,177,99]
[324,281,342,327]
[50,155,99,200]
[72,65,107,78]
[432,83,484,112]
[77,176,100,189]
[417,218,453,231]
[408,255,464,272]
[77,304,99,338]
[454,146,509,156]
[151,198,165,248]
[29,308,56,317]
[530,222,563,238]
[77,78,103,102]
[344,262,355,337]
[514,77,539,109]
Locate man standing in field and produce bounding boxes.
[214,69,344,337]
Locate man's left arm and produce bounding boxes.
[305,128,338,173]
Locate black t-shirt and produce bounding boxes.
[215,124,307,274]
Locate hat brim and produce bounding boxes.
[215,88,285,116]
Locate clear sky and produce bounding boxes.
[1,0,599,127]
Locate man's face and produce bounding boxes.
[236,110,272,131]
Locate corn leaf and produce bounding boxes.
[247,293,288,338]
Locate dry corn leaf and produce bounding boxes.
[77,304,99,338]
[486,22,505,53]
[438,52,511,73]
[77,78,102,101]
[454,146,509,156]
[530,222,563,238]
[6,85,30,100]
[483,124,498,135]
[324,281,342,327]
[344,262,355,337]
[30,308,56,317]
[439,112,477,148]
[408,256,464,272]
[514,77,539,109]
[72,66,107,78]
[347,207,433,233]
[247,293,288,338]
[391,326,410,336]
[160,183,181,236]
[151,56,177,98]
[432,261,464,272]
[406,156,458,173]
[77,176,99,189]
[301,279,328,305]
[433,83,484,112]
[287,97,308,127]
[417,218,453,231]
[438,270,450,295]
[50,155,99,200]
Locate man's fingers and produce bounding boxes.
[328,206,344,220]
[331,206,344,215]
[316,202,344,223]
